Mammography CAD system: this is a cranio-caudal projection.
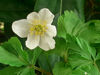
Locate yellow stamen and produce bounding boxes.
[30,20,48,36]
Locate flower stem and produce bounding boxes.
[60,0,63,16]
[64,47,69,63]
[32,65,52,75]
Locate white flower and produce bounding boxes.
[12,8,57,51]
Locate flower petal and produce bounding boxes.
[46,24,57,37]
[12,19,29,38]
[39,35,55,51]
[26,34,40,50]
[39,8,54,24]
[27,12,40,24]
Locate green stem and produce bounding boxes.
[32,65,52,75]
[94,62,100,71]
[64,48,69,63]
[60,0,63,16]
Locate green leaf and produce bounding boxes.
[66,34,80,51]
[57,16,66,39]
[38,53,51,72]
[47,54,61,69]
[20,67,35,75]
[53,62,72,75]
[8,37,28,61]
[38,52,61,73]
[72,68,85,75]
[96,53,100,60]
[32,48,42,64]
[84,64,100,75]
[57,11,84,39]
[64,11,83,35]
[78,20,100,43]
[96,60,100,70]
[26,47,42,65]
[0,46,25,67]
[2,37,28,64]
[68,37,96,68]
[69,53,92,69]
[76,37,96,60]
[0,66,22,75]
[72,64,100,75]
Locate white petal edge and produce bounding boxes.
[39,35,55,51]
[12,19,30,38]
[26,34,40,50]
[39,8,54,24]
[46,24,57,37]
[27,12,40,24]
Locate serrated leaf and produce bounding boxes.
[0,46,25,67]
[62,0,85,21]
[80,64,100,75]
[53,62,72,75]
[69,53,92,69]
[57,16,66,39]
[57,11,84,39]
[76,37,96,60]
[64,11,83,35]
[78,20,100,43]
[72,64,100,75]
[66,34,81,51]
[68,36,96,68]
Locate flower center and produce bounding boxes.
[30,24,48,36]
